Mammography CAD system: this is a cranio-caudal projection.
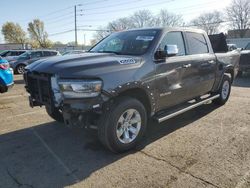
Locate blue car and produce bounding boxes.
[0,57,14,93]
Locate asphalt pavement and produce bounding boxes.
[0,74,249,188]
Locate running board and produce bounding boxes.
[156,94,220,123]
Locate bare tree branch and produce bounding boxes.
[190,11,222,34]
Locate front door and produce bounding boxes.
[155,31,195,111]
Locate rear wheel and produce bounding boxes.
[98,97,147,153]
[213,74,231,105]
[45,106,64,122]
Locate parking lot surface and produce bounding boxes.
[0,75,249,188]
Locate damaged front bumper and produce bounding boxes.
[25,72,111,127]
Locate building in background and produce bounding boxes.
[0,43,31,51]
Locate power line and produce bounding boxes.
[80,0,175,15]
[48,28,110,37]
[48,29,74,37]
[43,11,74,22]
[81,0,145,11]
[45,15,74,25]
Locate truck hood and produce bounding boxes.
[26,53,143,78]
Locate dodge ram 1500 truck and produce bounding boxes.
[24,28,240,153]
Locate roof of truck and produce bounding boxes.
[124,27,206,34]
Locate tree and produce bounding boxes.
[108,17,133,31]
[190,11,222,34]
[156,9,184,27]
[1,22,27,44]
[93,27,111,41]
[28,19,52,48]
[130,10,155,28]
[226,0,250,31]
[93,9,184,41]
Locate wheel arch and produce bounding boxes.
[224,65,234,83]
[114,88,153,117]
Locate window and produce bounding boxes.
[4,51,12,57]
[90,29,159,55]
[43,51,52,56]
[159,32,186,56]
[186,32,208,55]
[16,51,25,56]
[50,51,58,56]
[31,51,42,58]
[11,51,15,56]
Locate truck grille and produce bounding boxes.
[25,72,52,105]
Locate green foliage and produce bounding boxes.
[1,22,27,44]
[28,19,52,48]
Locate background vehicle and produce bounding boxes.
[0,57,14,93]
[62,50,85,56]
[0,50,27,61]
[227,44,237,51]
[10,50,60,74]
[24,28,240,153]
[238,42,250,77]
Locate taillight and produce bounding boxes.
[0,63,10,70]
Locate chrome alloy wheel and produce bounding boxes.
[221,80,230,100]
[17,65,25,74]
[116,109,142,144]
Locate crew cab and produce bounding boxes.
[24,28,240,153]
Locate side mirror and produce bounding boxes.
[155,45,178,60]
[165,45,178,57]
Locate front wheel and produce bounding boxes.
[16,64,26,74]
[45,106,64,122]
[213,74,231,105]
[98,97,147,153]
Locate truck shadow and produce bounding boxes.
[233,73,250,87]
[0,103,218,187]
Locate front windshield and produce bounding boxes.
[90,29,159,55]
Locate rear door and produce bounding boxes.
[184,32,217,99]
[155,31,197,110]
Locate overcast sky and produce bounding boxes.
[0,0,231,45]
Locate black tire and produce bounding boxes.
[98,97,147,153]
[213,74,231,105]
[45,106,64,122]
[15,64,26,74]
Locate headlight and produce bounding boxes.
[58,79,102,98]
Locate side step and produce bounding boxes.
[155,94,220,123]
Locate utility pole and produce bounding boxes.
[84,34,86,47]
[74,5,77,46]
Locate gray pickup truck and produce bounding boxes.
[24,28,240,153]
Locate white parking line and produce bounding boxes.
[31,128,80,183]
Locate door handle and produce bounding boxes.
[183,64,191,68]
